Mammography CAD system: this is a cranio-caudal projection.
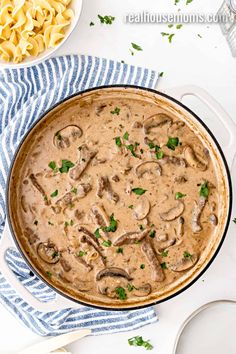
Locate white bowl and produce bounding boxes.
[0,0,83,69]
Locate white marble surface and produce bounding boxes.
[1,0,236,353]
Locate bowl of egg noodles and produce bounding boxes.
[0,0,82,68]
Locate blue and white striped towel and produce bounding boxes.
[0,55,159,336]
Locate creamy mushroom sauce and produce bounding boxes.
[16,91,220,304]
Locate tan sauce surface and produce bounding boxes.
[15,93,220,305]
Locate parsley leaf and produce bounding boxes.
[132,188,147,196]
[131,42,143,51]
[78,250,87,257]
[125,143,139,157]
[52,251,59,259]
[123,131,129,140]
[114,136,122,147]
[159,71,164,77]
[176,24,183,29]
[46,271,52,278]
[149,230,156,238]
[183,251,193,260]
[116,287,127,300]
[161,262,167,269]
[111,107,120,115]
[168,33,175,43]
[156,150,164,159]
[140,264,145,269]
[186,0,193,4]
[128,205,134,209]
[102,213,117,232]
[90,21,94,26]
[59,159,74,173]
[175,192,186,200]
[94,228,101,238]
[116,247,123,254]
[128,336,153,350]
[102,240,112,247]
[71,187,77,194]
[161,250,169,257]
[199,182,209,198]
[98,15,115,24]
[166,137,179,150]
[50,189,58,198]
[233,218,236,224]
[34,220,38,226]
[48,161,57,171]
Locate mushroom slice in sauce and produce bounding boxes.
[209,213,218,226]
[132,283,152,297]
[174,176,187,184]
[133,196,150,220]
[96,267,133,281]
[29,173,49,205]
[69,144,97,180]
[60,258,72,272]
[76,183,91,198]
[24,227,39,245]
[135,160,162,179]
[143,113,172,134]
[97,176,119,203]
[159,201,185,221]
[168,121,185,135]
[157,238,176,252]
[53,125,82,149]
[113,229,150,246]
[78,226,100,246]
[78,226,105,265]
[91,204,110,228]
[192,196,207,233]
[170,254,198,272]
[159,156,187,168]
[37,241,60,264]
[177,217,185,237]
[141,240,165,282]
[184,146,207,171]
[21,196,28,213]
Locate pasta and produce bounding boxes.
[0,0,74,63]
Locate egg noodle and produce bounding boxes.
[0,0,74,63]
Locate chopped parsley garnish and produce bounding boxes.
[161,250,169,257]
[168,24,174,28]
[159,71,164,77]
[176,24,183,29]
[48,161,57,171]
[183,251,193,260]
[199,182,209,198]
[148,142,155,149]
[123,131,129,140]
[102,213,117,232]
[161,262,167,269]
[48,221,54,226]
[34,220,38,226]
[131,42,143,51]
[90,21,94,26]
[197,33,203,38]
[102,240,112,247]
[140,264,145,269]
[50,189,58,198]
[111,107,120,115]
[71,187,77,194]
[94,228,101,238]
[59,159,74,173]
[132,187,147,196]
[128,205,134,209]
[116,247,123,254]
[139,224,144,230]
[166,137,179,150]
[175,0,180,4]
[156,150,164,159]
[125,142,139,157]
[175,192,186,200]
[46,271,52,278]
[70,219,74,226]
[116,286,127,300]
[114,136,122,147]
[161,32,175,43]
[233,218,236,224]
[186,0,193,4]
[127,283,134,292]
[149,230,156,238]
[52,251,59,258]
[78,250,87,257]
[98,15,115,25]
[64,221,69,227]
[128,336,153,350]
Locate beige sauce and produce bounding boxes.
[15,91,220,305]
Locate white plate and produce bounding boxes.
[0,0,83,69]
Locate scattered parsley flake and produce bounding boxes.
[131,42,143,51]
[128,205,134,209]
[184,251,193,260]
[102,240,112,247]
[161,250,169,257]
[52,251,59,259]
[78,250,87,257]
[111,107,120,115]
[186,0,193,4]
[34,220,38,226]
[159,71,164,77]
[233,218,236,224]
[175,192,186,200]
[114,136,122,147]
[125,143,139,157]
[116,247,123,254]
[176,24,183,29]
[94,228,101,238]
[199,182,209,198]
[132,188,147,196]
[140,264,145,269]
[149,230,156,238]
[90,21,94,26]
[50,189,58,198]
[102,214,117,232]
[161,262,167,269]
[123,131,129,140]
[71,187,77,194]
[46,271,52,278]
[128,336,153,350]
[48,161,57,171]
[156,150,164,159]
[59,159,74,173]
[98,15,115,25]
[168,33,175,43]
[48,221,54,226]
[116,286,127,300]
[166,137,179,150]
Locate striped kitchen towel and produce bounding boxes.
[0,55,159,336]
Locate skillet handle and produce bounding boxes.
[164,85,236,170]
[0,222,80,312]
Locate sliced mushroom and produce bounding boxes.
[184,146,207,171]
[95,104,107,116]
[157,238,176,252]
[91,204,110,228]
[135,160,162,179]
[160,156,187,168]
[60,258,72,272]
[56,192,73,207]
[177,217,184,237]
[74,255,93,271]
[133,283,152,297]
[21,196,28,213]
[157,234,168,242]
[37,241,60,264]
[97,176,119,203]
[112,175,120,182]
[69,144,97,180]
[80,234,105,265]
[78,226,100,246]
[96,267,133,281]
[132,121,143,129]
[160,201,185,221]
[77,183,91,198]
[209,213,218,226]
[98,285,117,298]
[113,229,150,246]
[91,156,107,166]
[168,121,185,135]
[51,205,62,214]
[174,175,187,184]
[24,227,39,245]
[192,196,206,233]
[53,125,82,149]
[133,196,150,220]
[143,113,172,134]
[170,254,198,272]
[29,173,50,205]
[141,240,165,282]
